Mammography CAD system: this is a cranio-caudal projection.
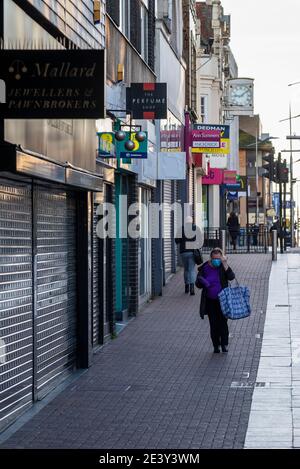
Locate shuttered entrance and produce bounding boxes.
[173,180,180,270]
[163,180,172,281]
[35,187,77,399]
[189,166,195,222]
[0,180,33,429]
[0,180,78,430]
[92,201,101,347]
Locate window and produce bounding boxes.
[200,95,208,123]
[141,4,149,61]
[120,0,130,38]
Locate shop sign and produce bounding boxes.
[237,175,247,191]
[192,124,230,155]
[227,191,238,201]
[117,131,148,159]
[0,49,105,119]
[126,83,167,119]
[97,132,116,158]
[191,128,221,150]
[202,166,223,185]
[223,170,237,184]
[160,128,184,152]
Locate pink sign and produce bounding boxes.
[191,129,221,149]
[202,166,223,185]
[223,170,237,184]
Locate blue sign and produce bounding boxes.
[120,151,147,159]
[272,193,280,217]
[284,201,296,209]
[227,191,238,201]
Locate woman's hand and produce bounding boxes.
[221,255,229,270]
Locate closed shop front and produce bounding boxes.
[92,182,114,348]
[163,179,172,282]
[0,179,33,430]
[0,174,95,431]
[139,187,152,304]
[173,180,180,270]
[189,165,195,222]
[35,187,77,400]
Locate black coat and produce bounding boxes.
[196,261,235,319]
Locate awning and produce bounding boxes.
[0,143,103,191]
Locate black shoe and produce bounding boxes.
[221,346,228,353]
[213,347,220,353]
[185,284,189,294]
[190,284,195,295]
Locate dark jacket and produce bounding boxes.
[195,261,235,319]
[227,215,240,236]
[175,223,200,254]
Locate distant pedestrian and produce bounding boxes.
[175,216,202,296]
[227,212,240,250]
[196,248,235,353]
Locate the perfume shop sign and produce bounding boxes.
[0,49,105,119]
[126,83,167,120]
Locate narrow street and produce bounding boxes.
[0,254,271,449]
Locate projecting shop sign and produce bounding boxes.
[0,49,105,119]
[126,83,167,119]
[192,124,230,155]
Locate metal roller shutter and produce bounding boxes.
[189,166,195,222]
[0,180,33,430]
[35,188,77,399]
[92,202,101,346]
[163,180,172,280]
[173,181,179,269]
[92,196,107,347]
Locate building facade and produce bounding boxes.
[195,0,239,230]
[0,0,106,431]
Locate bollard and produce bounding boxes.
[220,229,226,256]
[272,229,278,261]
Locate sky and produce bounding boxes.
[221,0,300,186]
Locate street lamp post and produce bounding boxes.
[289,102,295,246]
[247,135,278,225]
[287,81,300,246]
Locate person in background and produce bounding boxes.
[175,216,202,296]
[226,212,240,250]
[196,248,235,353]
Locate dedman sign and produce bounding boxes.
[0,49,105,119]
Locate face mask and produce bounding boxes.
[211,259,222,268]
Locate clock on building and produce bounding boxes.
[225,78,254,116]
[229,84,252,106]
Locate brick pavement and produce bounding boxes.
[0,254,272,449]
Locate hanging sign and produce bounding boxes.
[117,131,148,159]
[202,166,223,185]
[223,170,237,184]
[191,129,221,149]
[192,124,230,155]
[0,49,105,119]
[126,83,167,119]
[97,132,116,158]
[160,128,184,152]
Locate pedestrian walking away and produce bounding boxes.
[195,248,235,353]
[227,212,240,250]
[175,216,203,296]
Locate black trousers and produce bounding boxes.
[206,298,229,348]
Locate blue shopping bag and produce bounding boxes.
[218,280,251,320]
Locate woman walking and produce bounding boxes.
[227,212,240,250]
[175,216,202,296]
[196,248,235,353]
